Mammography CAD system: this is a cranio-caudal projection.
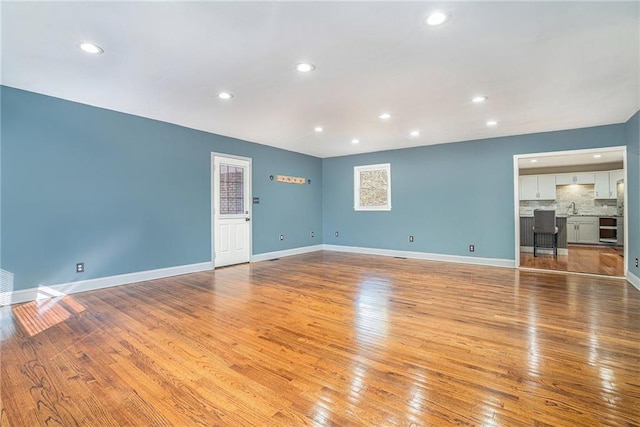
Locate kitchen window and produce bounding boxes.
[354,163,391,211]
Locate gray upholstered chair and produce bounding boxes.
[533,209,558,257]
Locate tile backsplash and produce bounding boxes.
[519,184,617,216]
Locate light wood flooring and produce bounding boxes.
[1,251,639,426]
[520,245,625,276]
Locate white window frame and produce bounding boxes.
[354,163,392,211]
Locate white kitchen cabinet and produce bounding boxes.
[566,216,599,244]
[556,172,595,185]
[519,176,538,200]
[537,175,557,199]
[594,170,624,199]
[594,172,610,199]
[519,174,556,200]
[609,169,624,197]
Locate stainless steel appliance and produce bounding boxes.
[599,217,617,244]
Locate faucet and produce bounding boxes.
[569,202,577,215]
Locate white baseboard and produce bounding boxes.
[0,261,213,307]
[322,244,515,268]
[520,246,569,256]
[6,245,627,306]
[627,271,640,291]
[251,245,323,262]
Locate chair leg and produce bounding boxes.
[533,233,537,257]
[554,234,558,258]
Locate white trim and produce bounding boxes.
[516,146,627,161]
[322,244,515,268]
[513,155,521,268]
[251,245,324,262]
[627,272,640,291]
[0,261,213,307]
[622,149,628,276]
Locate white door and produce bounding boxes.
[213,155,251,267]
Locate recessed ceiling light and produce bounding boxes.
[593,154,602,158]
[78,42,103,54]
[351,139,360,144]
[218,92,233,100]
[425,11,450,26]
[530,159,538,163]
[486,120,498,127]
[296,63,315,73]
[410,130,420,137]
[472,95,488,103]
[314,126,323,133]
[379,113,392,120]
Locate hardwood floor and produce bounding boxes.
[2,251,639,426]
[520,245,625,276]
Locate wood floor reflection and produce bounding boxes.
[2,251,639,426]
[520,245,625,276]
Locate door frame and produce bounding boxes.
[211,152,253,268]
[513,146,628,276]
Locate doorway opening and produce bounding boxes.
[211,153,252,268]
[513,147,627,277]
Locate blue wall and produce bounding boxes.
[1,86,322,291]
[626,111,639,277]
[2,86,638,293]
[323,124,628,262]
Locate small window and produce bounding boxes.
[219,164,245,215]
[354,163,391,211]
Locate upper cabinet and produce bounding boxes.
[519,174,556,200]
[537,175,557,200]
[519,169,623,202]
[594,169,624,199]
[519,176,538,200]
[594,171,610,199]
[555,172,595,185]
[609,169,624,196]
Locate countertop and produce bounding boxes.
[520,214,621,218]
[566,214,621,218]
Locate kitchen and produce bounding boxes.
[516,148,626,277]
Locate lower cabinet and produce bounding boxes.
[566,216,598,244]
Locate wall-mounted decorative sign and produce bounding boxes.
[276,175,306,184]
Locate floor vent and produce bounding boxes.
[394,257,407,259]
[268,258,280,262]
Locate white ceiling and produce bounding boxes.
[2,1,638,158]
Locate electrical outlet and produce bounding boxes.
[635,257,639,268]
[335,231,339,238]
[279,234,284,241]
[76,262,84,273]
[469,245,475,252]
[409,235,414,242]
[310,231,315,238]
